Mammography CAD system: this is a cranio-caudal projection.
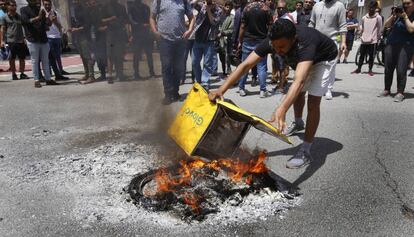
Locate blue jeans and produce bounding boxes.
[238,40,267,91]
[48,38,63,74]
[192,41,215,87]
[27,42,51,81]
[159,38,186,97]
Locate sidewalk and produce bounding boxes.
[0,53,83,79]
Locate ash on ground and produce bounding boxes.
[10,143,301,228]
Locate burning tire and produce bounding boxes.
[127,154,294,222]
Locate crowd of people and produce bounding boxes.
[1,0,413,103]
[0,0,154,87]
[148,0,414,105]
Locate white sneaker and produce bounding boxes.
[239,89,247,97]
[286,149,311,169]
[325,89,333,100]
[260,90,268,98]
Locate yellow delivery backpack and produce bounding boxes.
[168,83,292,159]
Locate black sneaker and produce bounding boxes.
[409,69,414,77]
[61,70,70,75]
[56,75,70,81]
[45,80,59,85]
[284,121,305,136]
[251,76,258,87]
[171,93,184,102]
[12,73,18,80]
[162,96,173,105]
[351,69,361,74]
[20,73,29,79]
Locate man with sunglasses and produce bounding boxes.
[209,19,338,169]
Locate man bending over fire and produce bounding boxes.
[209,19,338,169]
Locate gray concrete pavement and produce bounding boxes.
[0,50,413,236]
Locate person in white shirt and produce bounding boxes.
[44,0,69,80]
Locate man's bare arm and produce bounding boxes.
[270,61,313,130]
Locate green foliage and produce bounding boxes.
[285,0,300,12]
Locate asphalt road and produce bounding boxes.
[0,50,413,236]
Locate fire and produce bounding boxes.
[182,192,200,214]
[153,152,269,212]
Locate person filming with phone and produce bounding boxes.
[379,0,414,102]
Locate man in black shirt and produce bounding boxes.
[82,0,108,84]
[127,0,155,79]
[297,0,314,26]
[0,0,29,81]
[20,0,58,88]
[209,19,338,169]
[69,0,94,82]
[237,0,273,98]
[104,0,130,83]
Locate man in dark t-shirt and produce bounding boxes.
[238,0,273,97]
[297,0,314,26]
[81,0,109,84]
[209,19,338,169]
[104,0,130,83]
[0,0,29,81]
[69,0,94,82]
[127,0,155,79]
[20,0,58,88]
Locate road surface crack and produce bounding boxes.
[373,132,414,221]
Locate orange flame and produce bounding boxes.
[153,152,268,211]
[182,192,200,213]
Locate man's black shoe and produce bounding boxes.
[61,70,70,75]
[251,77,258,87]
[12,73,18,80]
[45,80,59,85]
[20,73,29,79]
[162,96,173,105]
[56,75,70,81]
[171,94,184,102]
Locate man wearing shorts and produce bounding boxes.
[209,19,338,169]
[0,0,29,81]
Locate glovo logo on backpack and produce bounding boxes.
[182,108,204,126]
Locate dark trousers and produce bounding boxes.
[48,38,63,73]
[107,39,125,79]
[76,38,94,78]
[358,43,375,71]
[384,44,414,93]
[93,37,107,79]
[133,40,154,77]
[159,38,186,97]
[184,39,195,82]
